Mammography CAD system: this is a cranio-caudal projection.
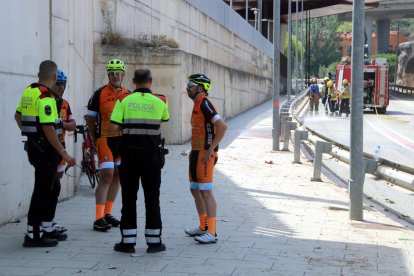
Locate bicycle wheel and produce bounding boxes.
[85,167,96,188]
[92,170,100,186]
[83,149,96,188]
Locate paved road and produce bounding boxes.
[303,90,414,168]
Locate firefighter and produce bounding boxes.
[110,69,169,254]
[307,77,320,113]
[339,79,351,117]
[327,80,338,116]
[14,60,75,247]
[321,76,330,107]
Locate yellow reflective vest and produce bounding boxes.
[16,83,60,137]
[340,86,351,99]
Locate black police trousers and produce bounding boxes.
[26,139,60,231]
[119,147,163,246]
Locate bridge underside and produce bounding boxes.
[224,0,380,21]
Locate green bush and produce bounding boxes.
[318,61,338,79]
[369,53,397,82]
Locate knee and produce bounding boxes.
[190,189,201,198]
[99,172,113,186]
[200,190,212,200]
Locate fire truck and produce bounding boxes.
[335,57,389,114]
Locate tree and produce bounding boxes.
[337,22,352,33]
[284,33,303,63]
[391,19,414,37]
[308,15,342,77]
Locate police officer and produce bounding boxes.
[110,69,169,254]
[15,60,75,247]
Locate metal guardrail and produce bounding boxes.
[286,93,414,192]
[390,83,414,94]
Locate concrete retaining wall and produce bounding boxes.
[0,0,273,224]
[95,45,271,144]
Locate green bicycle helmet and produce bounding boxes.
[106,59,125,72]
[188,73,212,91]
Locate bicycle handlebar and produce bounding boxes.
[74,125,88,143]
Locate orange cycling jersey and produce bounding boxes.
[191,95,219,151]
[87,84,130,138]
[56,98,73,144]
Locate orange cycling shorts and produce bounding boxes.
[57,158,66,173]
[189,150,218,190]
[96,136,122,169]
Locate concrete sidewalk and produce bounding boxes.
[1,101,414,275]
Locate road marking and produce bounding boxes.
[365,117,414,152]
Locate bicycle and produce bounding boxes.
[73,123,100,188]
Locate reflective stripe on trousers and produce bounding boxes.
[121,228,137,245]
[145,228,161,244]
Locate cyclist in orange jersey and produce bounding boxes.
[87,59,130,232]
[53,70,76,178]
[184,73,227,244]
[42,69,76,238]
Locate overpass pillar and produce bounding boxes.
[376,19,390,54]
[364,16,373,56]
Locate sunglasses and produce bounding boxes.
[186,81,197,89]
[108,71,124,77]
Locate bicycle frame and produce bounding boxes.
[74,123,99,188]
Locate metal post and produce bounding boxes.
[287,0,292,101]
[312,141,332,181]
[350,0,365,221]
[230,0,233,9]
[293,129,308,163]
[246,0,248,20]
[294,0,299,96]
[301,0,304,93]
[258,0,262,34]
[254,10,258,30]
[280,115,292,142]
[272,0,281,151]
[306,9,310,84]
[282,121,297,151]
[267,20,270,39]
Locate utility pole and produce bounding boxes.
[287,0,292,101]
[246,0,248,20]
[258,0,262,34]
[301,0,304,92]
[349,0,365,221]
[294,0,299,95]
[251,8,259,30]
[272,0,281,151]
